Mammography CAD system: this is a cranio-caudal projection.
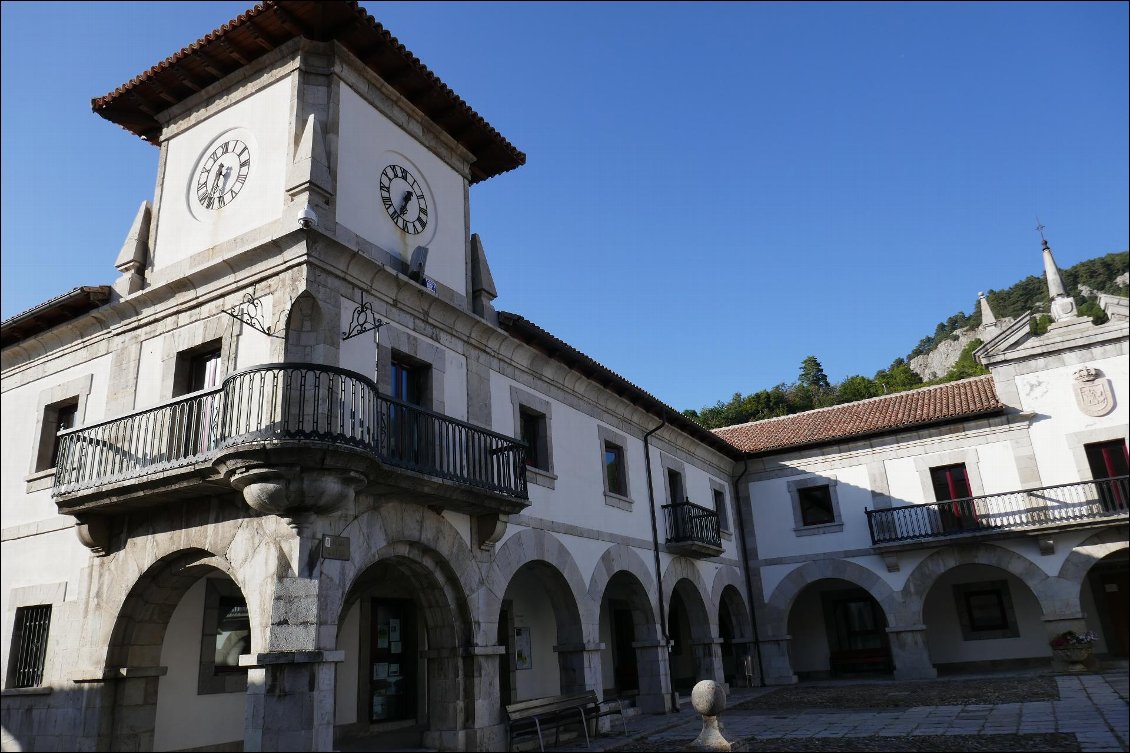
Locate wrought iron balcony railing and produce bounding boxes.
[865,476,1128,546]
[663,499,722,550]
[53,363,528,501]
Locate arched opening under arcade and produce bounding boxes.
[718,585,752,687]
[666,578,714,692]
[496,560,585,704]
[921,563,1049,673]
[333,547,472,750]
[597,571,659,704]
[1080,549,1129,658]
[787,578,892,680]
[105,549,251,752]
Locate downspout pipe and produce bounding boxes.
[642,418,672,711]
[731,457,765,686]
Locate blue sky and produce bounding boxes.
[2,1,1127,413]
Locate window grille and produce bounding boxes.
[11,605,51,688]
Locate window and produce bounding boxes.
[711,483,731,532]
[198,579,250,694]
[798,485,835,526]
[173,340,222,396]
[389,357,431,465]
[33,398,81,473]
[930,463,978,532]
[1085,439,1128,512]
[667,468,685,505]
[391,357,428,406]
[787,475,843,535]
[952,580,1019,640]
[604,441,627,496]
[509,386,555,487]
[9,605,51,688]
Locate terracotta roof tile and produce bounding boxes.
[712,376,1004,454]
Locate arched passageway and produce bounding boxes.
[496,560,585,703]
[1080,549,1129,657]
[667,578,714,692]
[718,585,752,687]
[105,550,250,752]
[787,578,892,679]
[597,571,660,703]
[334,549,472,750]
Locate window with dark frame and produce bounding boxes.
[519,408,548,470]
[951,580,1018,640]
[1085,439,1129,512]
[173,340,222,397]
[713,487,730,531]
[930,463,976,531]
[9,605,51,689]
[963,588,1010,632]
[667,468,684,505]
[49,402,79,468]
[798,484,836,526]
[212,596,251,672]
[604,441,626,496]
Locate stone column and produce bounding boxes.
[420,646,506,752]
[692,638,726,686]
[554,641,605,696]
[632,639,674,713]
[241,651,342,752]
[886,625,937,680]
[758,636,797,685]
[728,638,756,687]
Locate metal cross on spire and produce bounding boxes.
[1035,218,1047,243]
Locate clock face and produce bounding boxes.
[195,139,251,210]
[379,164,429,234]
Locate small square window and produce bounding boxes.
[604,441,627,496]
[798,485,836,526]
[964,589,1009,632]
[174,340,222,396]
[8,605,51,688]
[952,580,1019,640]
[35,399,80,472]
[712,487,731,532]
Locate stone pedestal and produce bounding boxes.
[241,651,342,752]
[886,624,937,680]
[758,636,797,685]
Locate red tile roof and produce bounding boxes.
[712,376,1004,454]
[92,1,524,184]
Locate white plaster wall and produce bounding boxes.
[0,529,88,686]
[153,77,291,271]
[233,301,275,371]
[0,354,113,528]
[746,463,873,562]
[509,569,561,701]
[976,441,1023,494]
[1016,354,1129,486]
[135,335,165,410]
[334,600,360,725]
[336,84,467,293]
[921,564,1050,665]
[153,577,245,751]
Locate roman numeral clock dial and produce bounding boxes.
[379,164,428,234]
[194,139,251,210]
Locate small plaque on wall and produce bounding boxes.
[514,626,532,670]
[322,535,351,561]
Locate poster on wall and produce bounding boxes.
[390,618,401,642]
[377,625,389,649]
[514,626,532,670]
[373,663,388,681]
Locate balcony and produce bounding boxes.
[662,500,723,557]
[865,477,1129,547]
[53,363,528,516]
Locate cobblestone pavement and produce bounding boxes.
[550,670,1130,753]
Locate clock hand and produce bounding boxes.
[210,166,226,196]
[398,190,413,216]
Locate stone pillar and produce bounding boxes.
[692,638,726,686]
[728,638,756,687]
[241,651,342,752]
[632,639,674,713]
[886,625,937,680]
[419,646,506,752]
[758,636,797,685]
[554,641,605,696]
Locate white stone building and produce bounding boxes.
[1,3,749,751]
[0,2,1126,752]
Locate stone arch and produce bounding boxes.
[899,542,1052,624]
[284,290,330,362]
[763,558,898,637]
[587,544,659,620]
[1058,525,1129,585]
[488,528,596,631]
[661,557,716,635]
[103,548,253,752]
[711,568,753,638]
[319,502,484,642]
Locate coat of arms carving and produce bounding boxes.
[1072,367,1115,417]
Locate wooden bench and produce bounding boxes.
[504,690,629,752]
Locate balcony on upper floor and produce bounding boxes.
[663,499,723,557]
[865,476,1129,548]
[51,363,528,518]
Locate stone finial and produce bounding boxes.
[1042,240,1078,322]
[113,201,151,295]
[690,680,731,751]
[286,113,333,199]
[978,292,997,325]
[470,233,498,321]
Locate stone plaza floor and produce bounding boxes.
[549,669,1130,753]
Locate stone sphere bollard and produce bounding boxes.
[690,680,731,751]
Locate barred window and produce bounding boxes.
[10,605,51,688]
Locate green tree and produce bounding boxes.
[942,339,989,381]
[798,356,831,391]
[837,375,881,402]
